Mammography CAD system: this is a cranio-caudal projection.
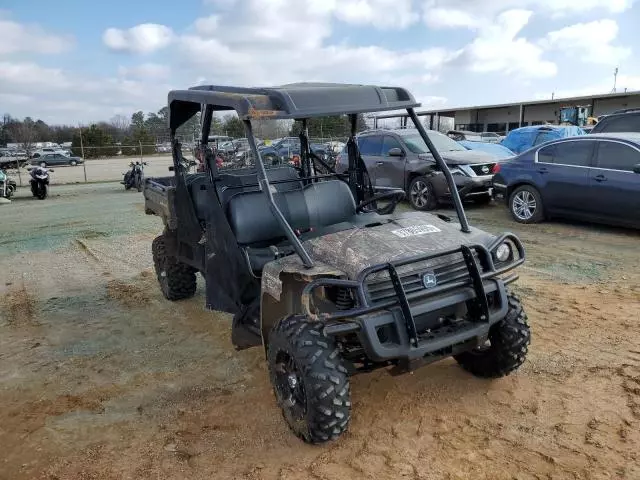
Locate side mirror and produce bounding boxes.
[388,148,404,157]
[634,164,640,174]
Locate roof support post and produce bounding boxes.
[243,119,314,268]
[519,104,524,128]
[407,108,471,233]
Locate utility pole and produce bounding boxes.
[79,125,87,182]
[612,67,619,93]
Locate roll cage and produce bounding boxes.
[167,82,471,268]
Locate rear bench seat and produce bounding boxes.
[227,179,356,245]
[188,166,302,221]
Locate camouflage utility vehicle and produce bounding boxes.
[143,83,531,443]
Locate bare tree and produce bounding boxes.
[15,118,36,155]
[110,114,130,142]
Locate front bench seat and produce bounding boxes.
[227,179,356,246]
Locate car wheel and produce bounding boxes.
[509,185,544,223]
[408,176,437,211]
[70,160,77,166]
[40,162,47,167]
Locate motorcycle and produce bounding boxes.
[29,166,52,200]
[122,161,146,191]
[0,168,17,199]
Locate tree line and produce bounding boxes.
[1,109,369,158]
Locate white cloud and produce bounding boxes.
[117,63,170,80]
[0,17,73,55]
[424,8,480,29]
[102,24,174,54]
[535,74,640,100]
[194,15,220,36]
[455,10,557,78]
[422,0,636,29]
[0,60,170,124]
[176,0,453,100]
[543,0,634,16]
[336,0,419,29]
[541,20,631,65]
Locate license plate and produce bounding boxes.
[391,224,442,238]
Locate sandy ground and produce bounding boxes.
[5,155,176,187]
[1,183,639,480]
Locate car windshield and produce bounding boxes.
[403,131,467,154]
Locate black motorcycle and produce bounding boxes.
[122,161,146,192]
[29,166,51,200]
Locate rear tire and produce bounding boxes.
[454,293,531,378]
[509,185,544,223]
[40,162,47,167]
[152,234,197,301]
[268,316,351,444]
[408,176,438,211]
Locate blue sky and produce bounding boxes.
[1,0,639,124]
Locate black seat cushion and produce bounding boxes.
[188,166,302,222]
[227,180,356,245]
[216,166,302,207]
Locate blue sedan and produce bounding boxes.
[492,133,640,228]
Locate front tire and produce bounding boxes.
[70,160,77,166]
[408,176,438,211]
[152,234,197,301]
[509,185,544,223]
[454,293,531,378]
[268,316,351,444]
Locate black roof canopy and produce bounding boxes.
[168,82,420,130]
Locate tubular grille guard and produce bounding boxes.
[301,234,525,346]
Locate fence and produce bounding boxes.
[0,137,348,187]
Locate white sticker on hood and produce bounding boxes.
[391,224,441,238]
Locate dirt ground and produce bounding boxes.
[1,183,639,480]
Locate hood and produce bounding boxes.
[303,211,495,279]
[438,149,497,165]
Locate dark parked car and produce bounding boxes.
[260,137,327,164]
[591,109,640,134]
[31,153,84,167]
[492,133,640,227]
[336,128,499,210]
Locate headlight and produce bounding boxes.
[495,242,512,262]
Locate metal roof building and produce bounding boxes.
[373,90,640,133]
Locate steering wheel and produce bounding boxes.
[356,189,406,215]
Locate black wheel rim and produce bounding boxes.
[273,350,307,431]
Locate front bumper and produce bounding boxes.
[449,175,493,199]
[302,234,524,366]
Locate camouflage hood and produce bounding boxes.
[303,211,495,279]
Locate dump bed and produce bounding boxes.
[143,176,178,230]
